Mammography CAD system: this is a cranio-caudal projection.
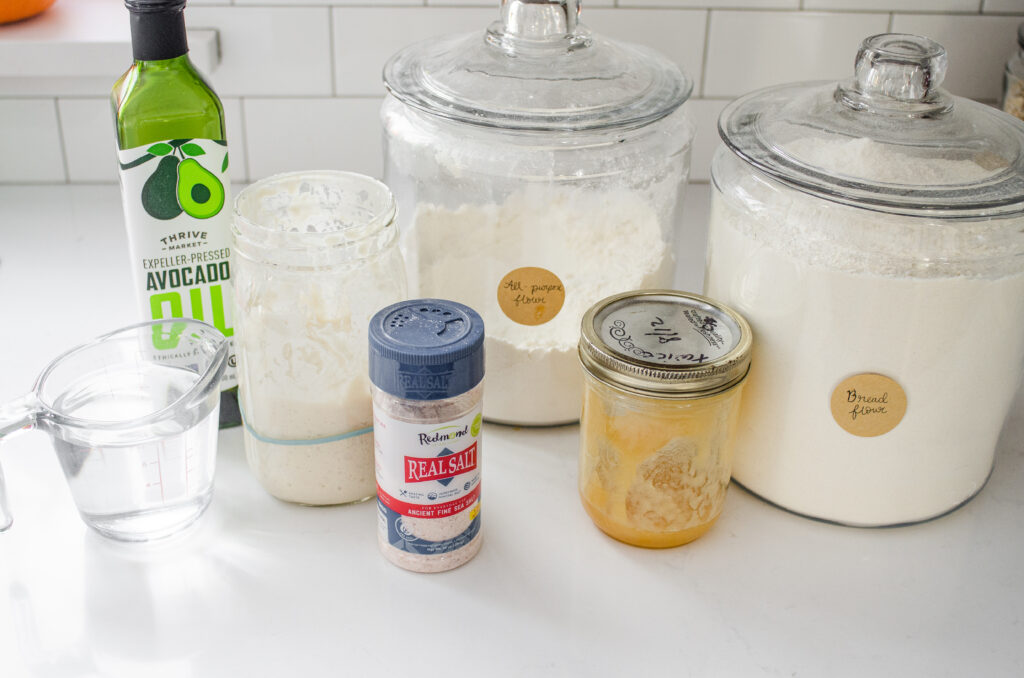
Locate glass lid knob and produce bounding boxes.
[487,0,588,53]
[503,0,579,38]
[836,34,953,117]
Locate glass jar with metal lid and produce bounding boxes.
[578,290,752,548]
[382,0,695,427]
[704,34,1024,527]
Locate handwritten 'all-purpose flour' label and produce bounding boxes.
[497,267,565,326]
[830,373,907,437]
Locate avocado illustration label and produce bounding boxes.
[117,137,236,390]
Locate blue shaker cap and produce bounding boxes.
[369,299,485,401]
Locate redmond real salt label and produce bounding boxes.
[117,137,236,388]
[373,404,483,556]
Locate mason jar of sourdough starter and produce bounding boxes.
[233,171,407,505]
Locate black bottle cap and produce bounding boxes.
[125,0,189,61]
[125,1,187,11]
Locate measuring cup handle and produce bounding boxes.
[0,393,41,532]
[1,393,39,438]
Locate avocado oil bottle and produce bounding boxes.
[112,0,239,428]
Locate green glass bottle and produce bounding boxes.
[112,0,240,428]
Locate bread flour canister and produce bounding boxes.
[704,34,1024,526]
[382,0,695,425]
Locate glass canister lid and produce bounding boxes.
[719,33,1024,217]
[579,290,752,398]
[383,0,692,132]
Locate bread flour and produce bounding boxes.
[704,139,1024,525]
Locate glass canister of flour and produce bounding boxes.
[233,171,407,505]
[704,34,1024,526]
[578,291,751,548]
[382,0,694,426]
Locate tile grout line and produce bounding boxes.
[328,6,339,97]
[887,11,894,32]
[698,9,713,99]
[52,98,71,183]
[238,98,252,183]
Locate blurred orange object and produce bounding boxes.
[0,0,58,25]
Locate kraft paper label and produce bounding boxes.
[830,373,907,437]
[497,267,565,326]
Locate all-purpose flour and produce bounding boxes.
[704,139,1024,525]
[410,186,674,425]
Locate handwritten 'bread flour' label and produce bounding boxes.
[830,373,907,437]
[497,267,565,326]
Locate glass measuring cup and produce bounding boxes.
[0,320,228,541]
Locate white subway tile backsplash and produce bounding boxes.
[237,1,420,5]
[0,99,65,183]
[333,7,495,96]
[683,98,729,183]
[58,97,247,184]
[891,14,1019,101]
[186,7,333,97]
[222,98,250,185]
[983,0,1024,13]
[703,11,888,98]
[57,98,117,183]
[805,0,977,11]
[244,97,384,181]
[620,1,798,8]
[584,9,708,95]
[1,3,1017,186]
[426,0,615,5]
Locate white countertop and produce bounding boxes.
[1,184,1022,678]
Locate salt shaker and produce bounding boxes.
[369,299,485,573]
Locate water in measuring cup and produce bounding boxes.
[51,362,219,541]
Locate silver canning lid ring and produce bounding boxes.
[578,290,753,399]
